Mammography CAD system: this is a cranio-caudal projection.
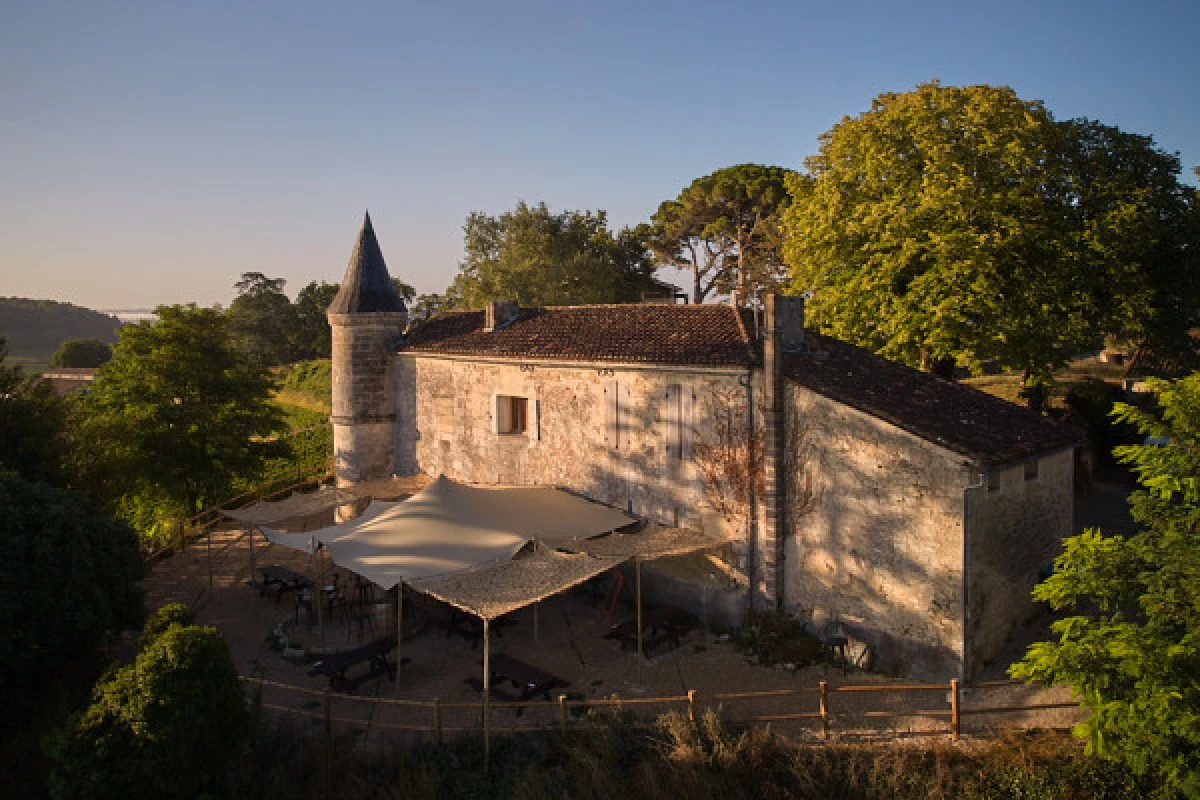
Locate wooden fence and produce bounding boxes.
[240,674,1080,762]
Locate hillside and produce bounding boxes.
[0,297,122,363]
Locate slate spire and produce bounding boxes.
[328,211,406,314]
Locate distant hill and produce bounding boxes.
[0,297,122,362]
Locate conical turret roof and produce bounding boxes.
[329,212,407,314]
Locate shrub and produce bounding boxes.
[141,602,195,647]
[48,625,249,800]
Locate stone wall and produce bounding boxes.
[329,312,406,483]
[395,356,750,537]
[783,382,971,679]
[965,448,1073,676]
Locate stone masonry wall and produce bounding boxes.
[784,382,971,679]
[329,312,405,483]
[965,448,1073,676]
[394,356,749,543]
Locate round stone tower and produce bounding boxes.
[327,212,408,489]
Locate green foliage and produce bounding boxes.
[228,272,297,365]
[733,611,825,667]
[49,336,112,368]
[449,201,656,307]
[141,603,195,648]
[274,359,332,410]
[48,625,249,800]
[291,280,339,360]
[0,471,143,729]
[1012,373,1200,795]
[784,82,1199,396]
[646,163,795,305]
[69,304,286,540]
[0,336,70,484]
[0,297,121,362]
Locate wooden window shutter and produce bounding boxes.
[604,380,618,449]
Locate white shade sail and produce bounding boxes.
[261,475,634,589]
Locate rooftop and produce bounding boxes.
[784,333,1084,468]
[400,304,759,367]
[328,212,407,315]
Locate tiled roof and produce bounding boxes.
[328,212,407,314]
[400,304,759,367]
[784,333,1083,468]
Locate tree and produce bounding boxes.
[645,164,794,306]
[48,624,249,800]
[227,272,296,365]
[70,305,285,544]
[1011,374,1200,795]
[0,336,69,484]
[784,82,1199,400]
[291,280,340,360]
[49,337,112,368]
[449,201,656,307]
[0,471,143,728]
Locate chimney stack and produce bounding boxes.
[484,300,519,333]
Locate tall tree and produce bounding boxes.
[291,280,339,360]
[784,82,1199,400]
[1012,374,1200,795]
[227,272,295,365]
[70,305,284,542]
[449,201,656,307]
[646,164,794,306]
[0,337,68,485]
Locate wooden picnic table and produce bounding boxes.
[258,564,312,602]
[445,609,516,647]
[604,606,696,652]
[307,635,407,692]
[488,653,567,702]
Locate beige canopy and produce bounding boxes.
[221,485,348,527]
[260,475,634,589]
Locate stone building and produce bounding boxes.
[328,213,1082,679]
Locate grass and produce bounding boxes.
[225,711,1168,800]
[961,355,1127,409]
[273,359,331,414]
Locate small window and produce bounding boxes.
[1024,460,1039,481]
[497,395,528,435]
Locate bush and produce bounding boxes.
[141,603,195,647]
[734,611,825,667]
[48,625,249,800]
[0,471,143,730]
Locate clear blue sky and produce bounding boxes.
[2,0,1197,309]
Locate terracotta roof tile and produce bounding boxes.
[784,333,1084,468]
[400,305,758,367]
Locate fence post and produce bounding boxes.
[433,697,442,744]
[687,689,697,723]
[611,691,621,716]
[950,679,960,742]
[558,694,568,736]
[323,688,333,799]
[819,681,829,739]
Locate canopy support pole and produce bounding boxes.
[534,601,540,641]
[483,617,491,765]
[317,550,325,652]
[636,556,643,685]
[249,526,258,621]
[395,581,404,694]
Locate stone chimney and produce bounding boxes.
[758,294,805,611]
[484,300,519,332]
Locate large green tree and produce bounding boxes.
[0,336,69,485]
[49,337,113,368]
[290,279,340,360]
[784,82,1199,396]
[646,164,794,305]
[449,201,656,307]
[1012,374,1200,795]
[0,471,143,729]
[70,305,285,543]
[227,272,296,365]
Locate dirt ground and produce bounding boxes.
[140,515,1092,746]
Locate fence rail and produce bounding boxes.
[241,673,1079,760]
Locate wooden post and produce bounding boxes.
[317,551,326,651]
[819,680,829,739]
[687,689,697,723]
[950,679,960,741]
[395,581,404,693]
[433,697,442,744]
[206,523,214,597]
[323,688,332,800]
[558,694,568,736]
[178,520,184,554]
[249,526,257,586]
[533,600,540,642]
[635,556,643,685]
[482,617,491,765]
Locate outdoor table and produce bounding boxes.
[604,606,695,652]
[488,653,567,702]
[446,610,516,647]
[307,635,407,692]
[258,564,312,602]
